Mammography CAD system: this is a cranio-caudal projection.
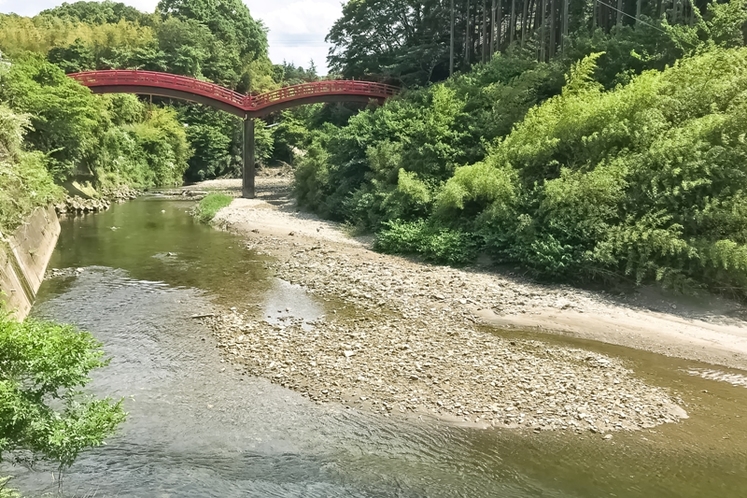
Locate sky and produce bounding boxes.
[0,0,342,73]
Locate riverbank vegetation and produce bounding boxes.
[193,193,233,223]
[0,311,125,479]
[0,104,63,234]
[0,53,189,232]
[0,477,19,498]
[3,0,747,299]
[0,0,299,184]
[289,0,747,297]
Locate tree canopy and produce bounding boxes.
[39,1,149,25]
[327,0,455,86]
[156,0,268,63]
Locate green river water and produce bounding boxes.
[6,197,747,497]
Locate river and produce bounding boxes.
[6,197,747,497]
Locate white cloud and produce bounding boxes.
[260,1,339,35]
[0,0,342,74]
[246,0,341,73]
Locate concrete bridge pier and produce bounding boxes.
[242,116,255,199]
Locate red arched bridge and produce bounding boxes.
[68,70,399,197]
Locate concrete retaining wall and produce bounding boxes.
[0,206,61,320]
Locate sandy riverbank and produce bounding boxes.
[189,174,747,432]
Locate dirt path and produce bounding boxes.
[186,174,747,433]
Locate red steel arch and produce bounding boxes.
[68,70,398,117]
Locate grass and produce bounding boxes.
[0,477,20,498]
[193,193,233,223]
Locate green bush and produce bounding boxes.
[297,1,747,297]
[440,47,747,294]
[292,51,568,231]
[0,57,192,191]
[375,220,482,266]
[193,193,232,223]
[0,477,20,498]
[0,54,105,182]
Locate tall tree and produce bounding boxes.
[156,0,268,61]
[327,0,462,86]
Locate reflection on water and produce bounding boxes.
[5,198,747,497]
[263,280,324,331]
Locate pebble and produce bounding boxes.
[201,186,687,433]
[203,238,686,433]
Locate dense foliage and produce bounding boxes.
[0,56,190,189]
[437,48,747,293]
[39,0,149,24]
[0,104,63,234]
[325,0,719,86]
[0,312,125,472]
[327,0,457,85]
[294,52,567,224]
[0,0,280,184]
[295,0,747,297]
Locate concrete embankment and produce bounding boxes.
[0,206,60,319]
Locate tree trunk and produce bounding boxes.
[465,0,471,66]
[549,0,555,57]
[491,0,498,53]
[482,0,488,62]
[592,0,598,29]
[539,0,546,61]
[521,0,530,46]
[497,0,503,51]
[562,0,568,54]
[450,0,455,75]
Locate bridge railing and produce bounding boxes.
[248,80,399,110]
[69,70,248,108]
[69,71,399,113]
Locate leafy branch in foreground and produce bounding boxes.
[0,312,126,475]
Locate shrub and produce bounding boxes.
[193,193,232,223]
[441,47,747,295]
[375,220,482,266]
[0,104,63,234]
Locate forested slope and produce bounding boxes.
[293,0,747,297]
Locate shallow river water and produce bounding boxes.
[7,198,747,497]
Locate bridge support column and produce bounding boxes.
[242,117,255,199]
